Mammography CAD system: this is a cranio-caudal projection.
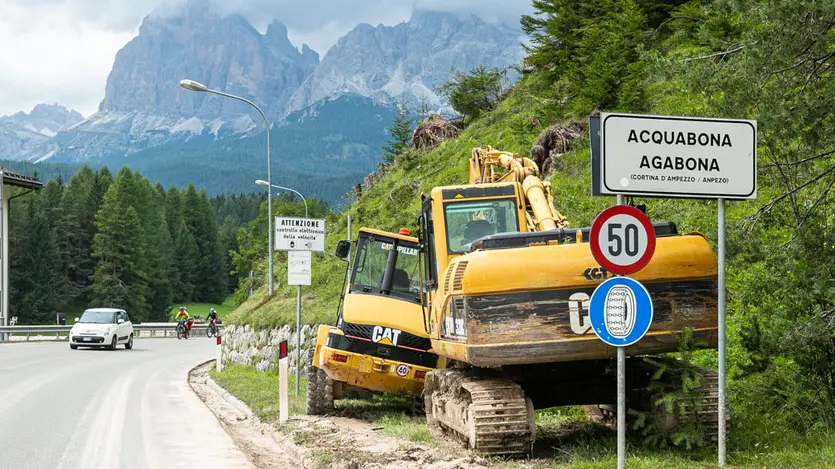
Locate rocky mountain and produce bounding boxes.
[0,5,524,204]
[100,0,318,120]
[0,104,82,160]
[285,9,525,115]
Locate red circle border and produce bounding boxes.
[589,205,657,276]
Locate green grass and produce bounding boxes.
[168,296,236,321]
[209,363,306,420]
[209,364,430,443]
[208,364,835,467]
[334,393,431,443]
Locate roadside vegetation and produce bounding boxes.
[166,296,236,321]
[221,0,835,465]
[209,364,428,442]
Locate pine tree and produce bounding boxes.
[12,199,63,323]
[174,220,199,301]
[90,186,148,320]
[382,100,413,164]
[57,167,98,305]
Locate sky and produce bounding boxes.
[0,0,534,119]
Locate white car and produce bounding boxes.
[69,308,134,350]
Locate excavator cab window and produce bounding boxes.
[350,233,421,302]
[444,199,518,253]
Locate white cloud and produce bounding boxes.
[0,0,533,117]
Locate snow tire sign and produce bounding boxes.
[590,205,656,276]
[599,112,757,199]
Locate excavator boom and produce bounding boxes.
[467,145,568,231]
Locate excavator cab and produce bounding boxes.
[306,227,441,415]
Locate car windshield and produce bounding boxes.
[352,235,420,300]
[444,198,519,253]
[78,311,117,324]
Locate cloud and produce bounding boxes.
[0,0,534,117]
[0,0,135,117]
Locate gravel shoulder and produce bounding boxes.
[188,360,492,469]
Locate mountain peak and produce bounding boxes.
[265,19,288,40]
[29,103,84,122]
[285,10,524,115]
[101,6,318,120]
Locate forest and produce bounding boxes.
[7,165,266,323]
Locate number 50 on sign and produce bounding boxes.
[590,205,656,276]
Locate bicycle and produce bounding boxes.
[177,319,193,340]
[206,319,218,338]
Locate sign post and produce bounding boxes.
[278,340,289,424]
[287,250,311,396]
[276,216,325,397]
[591,111,757,467]
[589,201,656,469]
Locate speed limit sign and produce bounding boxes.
[590,205,656,275]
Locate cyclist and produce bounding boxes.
[206,308,219,335]
[175,306,191,332]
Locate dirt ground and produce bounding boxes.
[188,361,493,469]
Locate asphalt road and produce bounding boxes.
[0,336,253,469]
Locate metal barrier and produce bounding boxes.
[0,323,224,342]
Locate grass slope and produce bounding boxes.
[225,59,834,465]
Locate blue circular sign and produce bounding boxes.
[589,277,653,347]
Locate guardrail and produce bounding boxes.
[0,322,225,342]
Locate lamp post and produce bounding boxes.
[255,180,308,217]
[179,79,274,296]
[255,179,307,395]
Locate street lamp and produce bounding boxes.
[255,179,308,396]
[180,79,275,296]
[255,180,308,217]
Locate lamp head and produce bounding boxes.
[255,179,269,187]
[179,79,208,92]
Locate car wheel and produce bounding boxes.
[109,335,117,350]
[70,344,78,350]
[125,334,133,350]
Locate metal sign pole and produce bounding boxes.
[615,193,626,469]
[296,283,302,396]
[718,198,727,467]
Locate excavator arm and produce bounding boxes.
[468,145,568,231]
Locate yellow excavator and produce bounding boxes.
[417,145,720,455]
[306,227,444,414]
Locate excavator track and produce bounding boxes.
[583,360,727,442]
[424,369,535,457]
[683,364,725,441]
[645,360,726,442]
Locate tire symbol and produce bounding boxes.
[604,286,636,338]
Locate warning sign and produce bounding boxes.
[275,217,325,252]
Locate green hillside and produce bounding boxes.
[226,0,835,455]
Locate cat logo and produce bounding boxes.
[583,267,612,281]
[371,326,402,347]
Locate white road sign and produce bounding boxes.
[600,112,757,199]
[287,250,311,286]
[275,217,325,252]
